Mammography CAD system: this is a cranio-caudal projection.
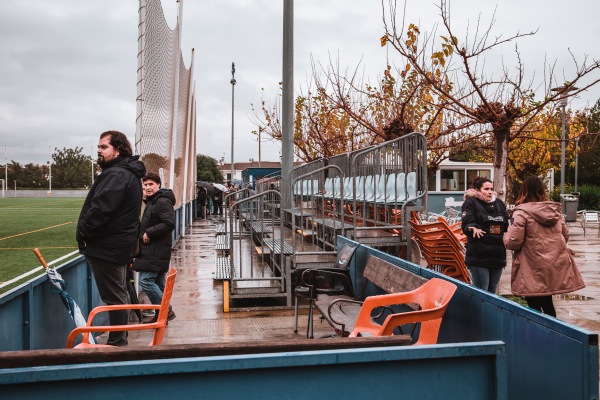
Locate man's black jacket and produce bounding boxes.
[77,156,146,264]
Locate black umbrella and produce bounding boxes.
[126,264,143,321]
[34,248,95,344]
[196,181,216,195]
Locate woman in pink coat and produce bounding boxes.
[503,176,585,317]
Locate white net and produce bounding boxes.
[136,0,196,208]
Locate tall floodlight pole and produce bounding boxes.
[48,147,52,194]
[574,137,579,192]
[560,99,566,195]
[551,85,578,195]
[230,62,236,185]
[258,126,262,167]
[281,0,294,208]
[3,145,7,198]
[47,161,52,193]
[91,145,95,186]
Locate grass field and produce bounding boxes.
[0,197,84,293]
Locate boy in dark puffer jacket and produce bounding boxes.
[133,172,176,323]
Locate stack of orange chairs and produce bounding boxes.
[409,215,471,284]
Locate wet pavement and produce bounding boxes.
[128,217,335,346]
[128,216,600,347]
[499,221,600,332]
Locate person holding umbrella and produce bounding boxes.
[133,172,176,323]
[197,187,207,219]
[77,130,146,346]
[212,185,224,216]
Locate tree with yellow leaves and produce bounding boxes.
[382,0,600,200]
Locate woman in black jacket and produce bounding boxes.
[133,173,176,322]
[461,177,509,293]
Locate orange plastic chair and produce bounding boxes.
[413,239,471,283]
[349,278,457,345]
[66,267,177,348]
[409,220,471,283]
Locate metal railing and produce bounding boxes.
[348,132,428,242]
[228,190,288,302]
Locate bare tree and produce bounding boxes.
[382,0,600,199]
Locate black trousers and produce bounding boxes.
[525,295,556,317]
[87,256,129,346]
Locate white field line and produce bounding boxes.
[0,250,80,289]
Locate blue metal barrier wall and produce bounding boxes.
[0,342,507,400]
[337,236,599,400]
[174,206,182,240]
[0,202,193,351]
[0,256,99,351]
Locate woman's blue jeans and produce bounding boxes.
[468,266,503,294]
[139,271,166,305]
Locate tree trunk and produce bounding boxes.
[493,128,509,202]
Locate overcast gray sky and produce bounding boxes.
[1,0,599,166]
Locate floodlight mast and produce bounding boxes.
[3,146,7,198]
[550,84,578,196]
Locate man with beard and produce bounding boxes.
[77,130,146,346]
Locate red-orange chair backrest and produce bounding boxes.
[151,267,177,345]
[408,278,457,345]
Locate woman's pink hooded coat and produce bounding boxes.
[503,201,585,297]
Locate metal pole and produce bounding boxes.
[4,145,7,198]
[560,103,566,195]
[135,0,147,155]
[48,161,52,193]
[258,127,262,167]
[230,62,236,185]
[574,137,579,192]
[91,146,95,185]
[281,0,294,208]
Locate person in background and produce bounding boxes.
[207,186,214,216]
[213,189,223,215]
[77,130,146,346]
[503,176,585,317]
[133,172,176,323]
[461,177,509,293]
[197,187,207,219]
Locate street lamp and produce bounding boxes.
[4,145,7,198]
[551,85,578,195]
[47,161,52,194]
[258,126,263,167]
[230,62,236,186]
[91,145,96,186]
[574,137,580,192]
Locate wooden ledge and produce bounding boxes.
[0,336,411,369]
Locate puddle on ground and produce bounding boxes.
[554,294,593,301]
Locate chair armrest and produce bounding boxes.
[87,304,161,323]
[350,291,448,338]
[376,308,446,336]
[66,318,164,348]
[349,291,421,336]
[326,297,363,336]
